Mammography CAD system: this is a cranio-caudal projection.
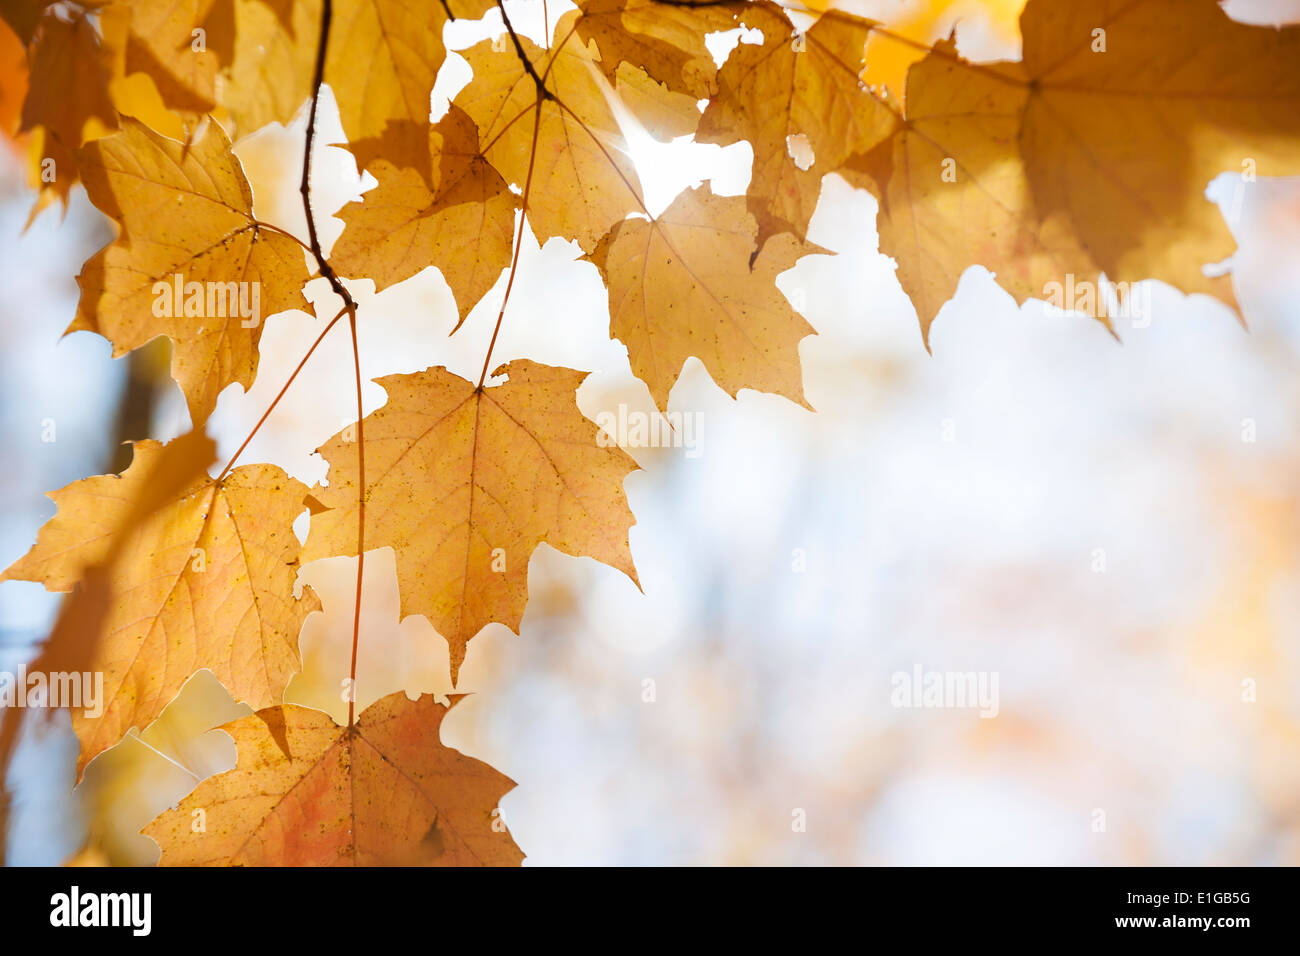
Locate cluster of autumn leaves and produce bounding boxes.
[1,0,1297,865]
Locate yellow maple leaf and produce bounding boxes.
[331,105,517,329]
[852,0,1300,342]
[573,0,739,100]
[588,183,824,411]
[216,0,320,137]
[71,116,313,426]
[17,7,117,210]
[698,1,899,245]
[456,9,648,252]
[104,0,232,125]
[144,693,522,865]
[328,0,496,171]
[2,438,321,778]
[304,360,640,682]
[860,0,1026,102]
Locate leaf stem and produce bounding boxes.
[214,305,348,483]
[254,220,314,256]
[540,18,579,83]
[300,0,365,725]
[477,99,543,389]
[346,306,364,727]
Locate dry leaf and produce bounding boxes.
[853,0,1300,340]
[331,105,517,328]
[304,360,639,681]
[144,693,523,865]
[698,1,898,245]
[456,10,649,251]
[328,0,495,172]
[588,183,823,410]
[18,7,117,209]
[2,439,321,778]
[71,117,313,426]
[844,47,1103,343]
[106,0,232,124]
[574,0,740,99]
[218,0,321,136]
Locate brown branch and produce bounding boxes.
[495,0,552,98]
[300,0,365,725]
[300,0,357,318]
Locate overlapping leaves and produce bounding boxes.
[3,0,1299,867]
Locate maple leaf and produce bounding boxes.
[455,9,649,252]
[0,14,27,139]
[0,0,56,46]
[103,0,234,124]
[17,6,117,210]
[328,0,496,172]
[609,58,704,142]
[844,46,1103,344]
[571,0,737,140]
[5,0,1299,872]
[303,360,639,681]
[587,183,823,411]
[0,429,216,802]
[574,0,740,100]
[331,105,517,329]
[697,1,899,245]
[217,0,320,136]
[857,0,1026,103]
[70,116,313,426]
[212,0,495,165]
[144,693,523,865]
[853,0,1300,341]
[1,438,321,778]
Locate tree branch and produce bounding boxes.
[300,0,357,316]
[495,0,552,98]
[301,0,365,724]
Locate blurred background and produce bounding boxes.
[2,0,1300,866]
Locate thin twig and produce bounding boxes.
[495,0,552,98]
[301,0,365,726]
[300,0,358,318]
[214,306,348,483]
[345,309,365,726]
